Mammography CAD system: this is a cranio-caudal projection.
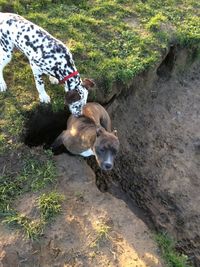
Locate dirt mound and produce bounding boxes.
[0,154,163,267]
[95,50,200,265]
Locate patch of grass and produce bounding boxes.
[38,191,64,221]
[0,175,20,212]
[0,133,7,154]
[0,0,199,108]
[3,212,44,240]
[146,13,168,32]
[18,151,56,192]
[90,220,111,249]
[0,149,56,214]
[0,0,199,97]
[2,189,64,239]
[155,232,191,267]
[95,221,111,240]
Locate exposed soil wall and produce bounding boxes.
[14,46,200,266]
[90,47,200,266]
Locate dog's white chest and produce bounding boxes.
[80,149,94,157]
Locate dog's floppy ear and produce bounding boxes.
[65,89,81,105]
[82,78,95,89]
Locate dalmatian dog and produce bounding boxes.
[0,13,94,116]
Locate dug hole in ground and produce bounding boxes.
[1,46,200,267]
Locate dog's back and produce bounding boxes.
[51,103,112,153]
[62,102,111,154]
[81,102,111,131]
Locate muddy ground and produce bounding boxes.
[0,47,199,267]
[95,49,200,266]
[0,151,164,267]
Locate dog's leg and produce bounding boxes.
[51,131,66,154]
[30,62,51,103]
[51,130,76,156]
[0,48,12,92]
[51,131,64,150]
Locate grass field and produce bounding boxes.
[0,0,199,152]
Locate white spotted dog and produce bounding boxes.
[0,13,94,116]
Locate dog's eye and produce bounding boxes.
[99,148,105,154]
[96,148,104,155]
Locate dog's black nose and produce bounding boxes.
[104,163,113,171]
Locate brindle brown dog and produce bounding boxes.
[51,102,119,171]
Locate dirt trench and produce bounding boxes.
[92,47,200,266]
[1,46,199,267]
[0,72,168,266]
[0,152,165,267]
[24,46,200,266]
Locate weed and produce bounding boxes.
[38,191,64,221]
[0,133,7,154]
[0,175,20,212]
[90,220,111,249]
[2,190,64,239]
[4,212,44,240]
[146,13,168,32]
[0,149,56,215]
[95,222,110,239]
[155,232,192,267]
[18,155,56,192]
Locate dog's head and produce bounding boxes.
[65,79,95,116]
[93,127,119,171]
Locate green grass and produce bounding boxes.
[95,222,111,240]
[0,0,199,110]
[0,149,56,214]
[3,212,44,240]
[38,191,64,220]
[0,0,199,94]
[2,190,64,239]
[90,220,111,249]
[155,232,191,267]
[18,151,57,192]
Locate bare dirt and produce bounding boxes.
[0,153,164,267]
[93,48,200,266]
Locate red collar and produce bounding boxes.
[59,71,79,84]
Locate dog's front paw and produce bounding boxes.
[39,93,51,103]
[0,81,7,92]
[49,76,59,85]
